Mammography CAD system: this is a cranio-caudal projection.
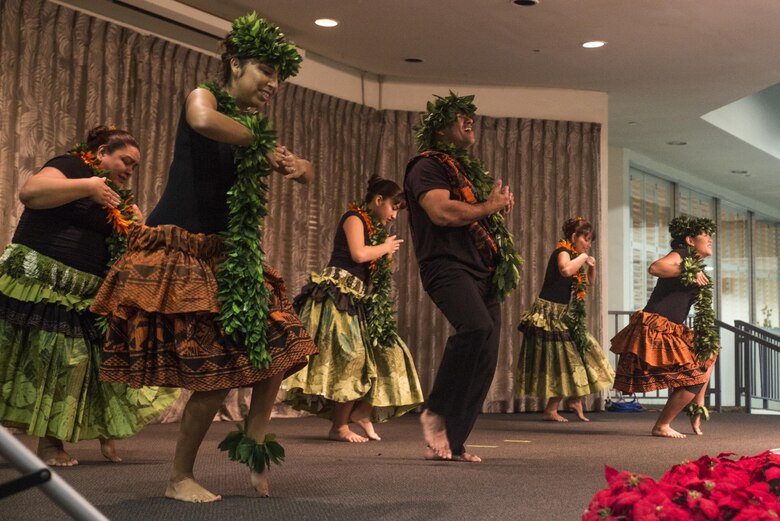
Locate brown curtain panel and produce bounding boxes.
[0,0,603,420]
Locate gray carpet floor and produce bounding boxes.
[1,410,778,520]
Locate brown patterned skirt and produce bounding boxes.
[90,224,317,391]
[610,310,715,393]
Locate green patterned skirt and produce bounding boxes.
[282,267,423,422]
[0,244,178,441]
[516,298,614,399]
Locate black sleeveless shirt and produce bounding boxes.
[538,247,575,304]
[146,107,237,233]
[327,211,370,284]
[12,155,112,276]
[643,248,700,324]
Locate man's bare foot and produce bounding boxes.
[328,425,368,443]
[99,438,123,462]
[690,416,703,435]
[351,416,381,441]
[165,476,222,503]
[37,437,78,467]
[568,402,590,422]
[543,412,568,423]
[652,425,686,439]
[424,446,481,462]
[420,409,451,459]
[250,470,269,497]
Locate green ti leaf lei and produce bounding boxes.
[218,423,285,472]
[680,248,720,363]
[558,240,589,354]
[67,143,138,267]
[428,142,523,301]
[348,202,398,349]
[202,81,277,369]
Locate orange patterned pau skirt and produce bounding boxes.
[90,224,317,391]
[610,310,715,393]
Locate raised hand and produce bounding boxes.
[384,234,403,255]
[88,176,120,208]
[486,180,511,214]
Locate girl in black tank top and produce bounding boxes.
[611,215,717,439]
[516,218,614,422]
[283,176,423,443]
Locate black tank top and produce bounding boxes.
[13,155,112,276]
[538,247,575,304]
[643,248,699,324]
[146,106,237,233]
[327,211,370,284]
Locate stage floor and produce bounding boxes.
[2,411,778,520]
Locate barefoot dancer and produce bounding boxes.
[516,217,614,423]
[404,93,522,462]
[0,126,177,466]
[90,14,317,501]
[283,176,423,443]
[611,216,719,438]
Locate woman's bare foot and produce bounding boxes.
[568,402,590,422]
[543,412,568,422]
[424,446,481,462]
[652,425,686,439]
[37,437,78,467]
[420,409,451,459]
[328,425,368,443]
[690,415,703,435]
[99,438,123,462]
[165,476,222,503]
[250,470,269,497]
[351,416,381,441]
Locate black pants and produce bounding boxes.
[423,268,501,456]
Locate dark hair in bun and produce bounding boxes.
[562,216,595,241]
[85,125,139,154]
[364,175,405,209]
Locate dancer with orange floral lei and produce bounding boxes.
[611,215,718,439]
[0,125,178,467]
[516,217,614,422]
[283,175,423,443]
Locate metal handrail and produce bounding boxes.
[608,311,780,414]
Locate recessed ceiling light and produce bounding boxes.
[314,18,338,28]
[582,40,606,49]
[512,0,539,6]
[730,170,748,174]
[666,140,687,146]
[404,58,423,63]
[628,121,637,125]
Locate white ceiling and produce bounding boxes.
[175,0,780,207]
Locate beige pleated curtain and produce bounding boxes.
[0,0,603,419]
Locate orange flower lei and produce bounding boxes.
[69,144,137,265]
[557,239,587,300]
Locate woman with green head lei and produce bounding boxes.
[611,215,719,439]
[90,14,317,501]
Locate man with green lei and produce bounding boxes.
[404,92,522,462]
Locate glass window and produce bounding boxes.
[753,215,780,327]
[629,168,673,309]
[719,202,750,323]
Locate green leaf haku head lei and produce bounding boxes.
[415,92,523,300]
[415,91,477,153]
[201,81,277,369]
[228,12,302,81]
[673,215,720,362]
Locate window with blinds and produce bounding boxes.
[719,202,750,323]
[630,168,673,310]
[753,216,780,328]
